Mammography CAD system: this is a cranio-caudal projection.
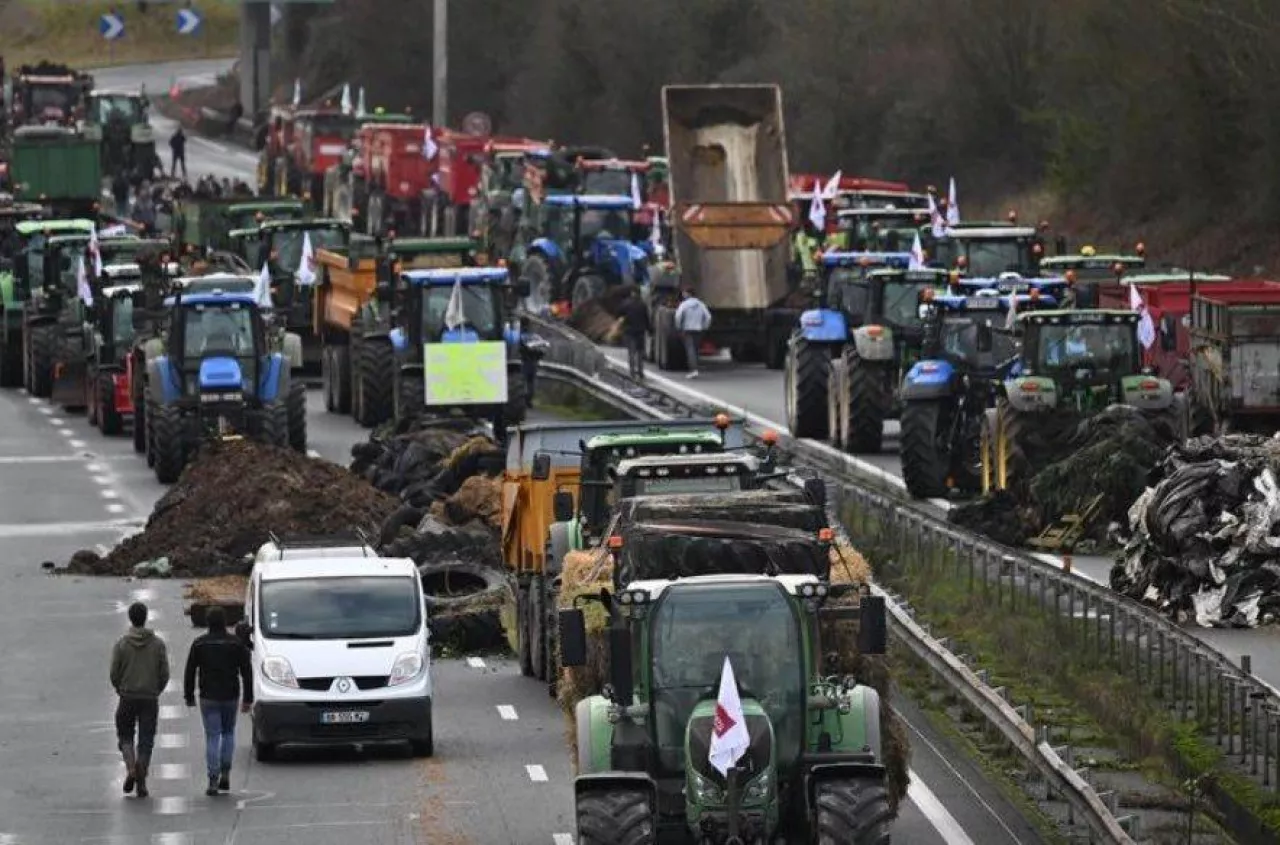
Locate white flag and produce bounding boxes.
[707,656,751,777]
[1130,283,1157,349]
[650,207,663,254]
[927,192,946,239]
[423,125,438,160]
[292,79,301,107]
[255,261,273,309]
[821,170,843,200]
[356,87,367,118]
[630,172,642,210]
[444,276,466,332]
[89,226,103,277]
[99,223,127,237]
[296,232,316,286]
[1005,292,1019,331]
[76,255,93,306]
[909,231,926,271]
[340,83,352,116]
[947,177,960,226]
[807,177,826,232]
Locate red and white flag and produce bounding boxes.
[1129,283,1157,349]
[708,656,751,777]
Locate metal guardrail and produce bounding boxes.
[528,316,1138,843]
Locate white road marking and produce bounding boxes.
[465,656,486,669]
[69,439,87,449]
[86,462,106,473]
[105,503,128,514]
[58,428,74,437]
[130,588,156,602]
[91,474,112,485]
[154,763,190,780]
[0,518,141,538]
[909,776,978,845]
[152,833,194,845]
[156,733,187,749]
[159,705,184,720]
[525,764,548,783]
[100,489,121,499]
[49,417,65,425]
[496,705,518,721]
[0,455,85,464]
[154,796,188,815]
[553,835,574,845]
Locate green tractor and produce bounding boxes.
[17,220,102,397]
[0,202,50,385]
[83,90,157,182]
[560,571,892,844]
[982,309,1180,494]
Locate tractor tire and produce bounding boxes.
[504,367,528,426]
[418,561,505,612]
[813,777,893,845]
[98,373,124,436]
[521,253,555,313]
[763,324,786,370]
[900,400,949,499]
[151,405,186,485]
[653,306,687,372]
[333,346,351,414]
[576,789,656,845]
[133,396,147,454]
[322,346,337,413]
[995,399,1031,493]
[28,324,55,399]
[729,342,762,364]
[0,326,21,387]
[845,356,888,453]
[429,607,506,652]
[260,400,289,448]
[144,402,156,467]
[517,585,534,677]
[571,274,606,311]
[828,357,848,450]
[784,337,829,439]
[529,578,546,682]
[394,370,425,426]
[286,380,307,453]
[357,339,394,427]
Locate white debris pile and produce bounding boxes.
[1111,434,1280,627]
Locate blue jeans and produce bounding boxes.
[200,699,238,778]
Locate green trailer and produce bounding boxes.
[7,126,102,218]
[170,197,305,255]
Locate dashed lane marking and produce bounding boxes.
[49,417,65,425]
[156,733,187,749]
[152,833,194,845]
[69,438,86,449]
[58,428,74,437]
[525,764,548,783]
[91,474,112,485]
[105,503,127,515]
[465,656,486,669]
[159,705,184,720]
[0,455,87,464]
[154,796,188,815]
[496,705,518,720]
[155,763,190,781]
[100,489,121,500]
[553,835,574,845]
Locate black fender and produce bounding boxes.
[574,772,658,809]
[899,380,955,403]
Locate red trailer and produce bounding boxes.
[351,122,436,235]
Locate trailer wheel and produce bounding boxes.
[151,405,186,484]
[28,324,55,399]
[286,380,307,452]
[576,789,655,845]
[813,777,893,845]
[900,399,949,499]
[98,373,124,436]
[784,336,829,439]
[845,355,888,453]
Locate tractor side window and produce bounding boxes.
[831,270,869,317]
[112,298,136,344]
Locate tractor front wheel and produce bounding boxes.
[576,789,655,845]
[845,355,889,453]
[393,370,425,426]
[98,373,124,436]
[813,777,893,845]
[151,404,186,484]
[286,380,307,452]
[260,400,290,448]
[0,324,22,387]
[784,337,829,439]
[357,339,394,427]
[28,324,55,399]
[900,399,949,499]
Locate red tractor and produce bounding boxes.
[258,106,361,210]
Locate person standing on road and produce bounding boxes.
[110,602,170,799]
[618,287,651,381]
[169,126,188,180]
[184,606,253,796]
[673,287,712,380]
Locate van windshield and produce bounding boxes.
[259,576,420,639]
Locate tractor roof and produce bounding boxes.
[400,267,509,286]
[389,236,475,255]
[1120,272,1232,285]
[578,158,650,171]
[166,291,260,308]
[15,218,94,236]
[46,233,91,246]
[615,451,758,475]
[622,572,825,601]
[256,218,350,234]
[836,206,931,218]
[225,200,305,214]
[102,282,143,299]
[1040,254,1145,269]
[585,429,723,451]
[866,267,950,282]
[938,224,1038,238]
[822,251,912,269]
[542,194,635,210]
[929,292,1056,311]
[1018,308,1137,323]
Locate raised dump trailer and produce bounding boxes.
[1189,293,1280,435]
[658,84,795,370]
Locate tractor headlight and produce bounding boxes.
[689,771,723,804]
[741,769,773,804]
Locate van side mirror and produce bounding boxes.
[559,609,587,667]
[857,595,887,656]
[531,451,551,481]
[803,477,826,509]
[553,490,575,522]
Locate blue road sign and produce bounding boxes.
[177,7,202,36]
[100,12,125,41]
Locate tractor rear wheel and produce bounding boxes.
[571,274,606,310]
[260,400,289,448]
[133,393,147,453]
[357,339,394,427]
[394,370,425,426]
[98,373,123,436]
[845,355,888,453]
[784,337,829,439]
[286,380,307,452]
[151,405,186,484]
[576,789,655,845]
[29,324,55,399]
[813,777,893,845]
[900,399,949,499]
[332,346,352,414]
[504,367,528,426]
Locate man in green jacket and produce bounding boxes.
[110,602,170,798]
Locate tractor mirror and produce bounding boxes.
[558,609,587,667]
[608,623,634,704]
[857,595,888,656]
[553,490,574,522]
[803,477,826,509]
[531,452,552,481]
[514,278,531,298]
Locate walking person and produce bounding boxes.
[110,602,170,799]
[673,287,712,379]
[618,286,650,381]
[169,126,188,180]
[184,606,253,796]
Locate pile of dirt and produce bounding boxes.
[69,441,397,577]
[566,284,640,343]
[1112,434,1280,627]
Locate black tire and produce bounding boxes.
[286,380,307,452]
[814,778,893,845]
[429,608,505,652]
[151,404,186,484]
[504,366,528,425]
[729,342,762,364]
[378,504,425,547]
[846,356,888,453]
[29,324,55,398]
[763,324,786,371]
[322,346,337,412]
[521,253,555,313]
[576,789,655,845]
[394,369,425,426]
[145,401,156,467]
[409,710,434,757]
[900,400,949,499]
[785,337,830,439]
[133,394,147,454]
[997,399,1031,493]
[260,400,289,448]
[654,305,687,372]
[517,586,534,677]
[99,373,123,436]
[358,339,393,427]
[571,274,606,311]
[333,346,352,414]
[253,736,276,763]
[418,561,505,611]
[0,325,21,387]
[530,577,546,682]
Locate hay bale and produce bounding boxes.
[184,575,248,605]
[562,549,613,587]
[438,475,502,529]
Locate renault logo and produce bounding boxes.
[336,678,351,693]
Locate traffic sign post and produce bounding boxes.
[177,8,202,36]
[100,11,124,62]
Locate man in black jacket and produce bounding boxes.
[183,607,253,796]
[618,286,651,381]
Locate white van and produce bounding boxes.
[240,542,433,761]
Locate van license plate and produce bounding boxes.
[321,711,370,724]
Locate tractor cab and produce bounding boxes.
[1039,244,1148,307]
[833,207,932,252]
[175,273,257,296]
[11,218,94,300]
[918,290,1056,375]
[611,451,762,500]
[926,222,1050,277]
[10,65,93,126]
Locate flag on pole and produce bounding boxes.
[340,83,352,116]
[807,177,826,231]
[89,226,102,277]
[296,232,316,286]
[444,275,467,332]
[650,207,663,254]
[1129,283,1157,349]
[821,170,843,200]
[292,79,301,108]
[76,255,93,306]
[909,232,926,271]
[1005,292,1019,331]
[423,124,438,160]
[707,656,751,777]
[255,262,273,309]
[356,87,367,118]
[630,172,642,210]
[928,192,946,239]
[947,177,960,226]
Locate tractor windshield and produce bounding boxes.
[882,281,933,328]
[940,314,1017,363]
[50,239,89,290]
[90,95,142,124]
[421,283,499,341]
[649,583,804,775]
[938,238,1031,277]
[1035,322,1138,374]
[581,169,632,197]
[269,227,346,273]
[26,84,76,116]
[181,303,257,359]
[578,208,632,241]
[111,297,136,346]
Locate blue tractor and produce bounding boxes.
[514,194,651,314]
[784,251,950,449]
[144,289,295,484]
[898,288,1059,499]
[386,266,545,437]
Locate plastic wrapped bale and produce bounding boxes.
[431,475,503,530]
[617,491,827,534]
[613,520,831,587]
